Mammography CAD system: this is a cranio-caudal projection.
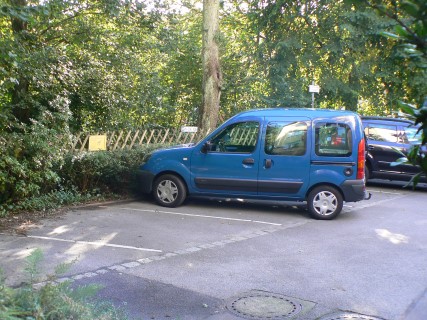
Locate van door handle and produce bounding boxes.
[265,159,272,169]
[368,146,374,150]
[242,158,255,165]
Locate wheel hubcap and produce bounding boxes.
[157,180,178,203]
[312,191,337,216]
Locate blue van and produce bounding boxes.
[139,108,369,220]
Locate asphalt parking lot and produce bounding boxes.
[1,181,427,320]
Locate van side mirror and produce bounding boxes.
[201,141,212,154]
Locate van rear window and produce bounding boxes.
[315,123,352,157]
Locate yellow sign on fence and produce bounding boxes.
[88,135,107,151]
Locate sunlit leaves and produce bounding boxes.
[1,0,425,131]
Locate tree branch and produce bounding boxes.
[39,9,103,37]
[364,0,426,51]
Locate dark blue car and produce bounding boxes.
[362,116,427,183]
[139,108,369,220]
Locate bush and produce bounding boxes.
[59,144,165,195]
[0,122,70,206]
[0,249,128,320]
[12,188,100,213]
[0,136,165,216]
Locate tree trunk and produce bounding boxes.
[199,0,222,131]
[10,0,31,124]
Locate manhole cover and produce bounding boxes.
[319,311,385,320]
[227,292,303,319]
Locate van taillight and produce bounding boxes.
[357,138,365,180]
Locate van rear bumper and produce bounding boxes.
[340,179,368,202]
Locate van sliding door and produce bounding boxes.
[258,117,311,199]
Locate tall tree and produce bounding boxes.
[232,0,424,114]
[8,0,30,124]
[199,0,222,131]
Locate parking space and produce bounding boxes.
[0,186,415,283]
[1,183,427,319]
[1,199,308,286]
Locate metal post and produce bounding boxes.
[309,81,320,109]
[311,81,315,108]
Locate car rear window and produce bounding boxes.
[315,123,352,157]
[365,123,397,142]
[403,126,422,145]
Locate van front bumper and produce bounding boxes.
[340,179,370,202]
[138,170,155,194]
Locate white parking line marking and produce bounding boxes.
[27,235,162,252]
[252,220,282,225]
[40,223,291,286]
[105,207,283,226]
[367,189,403,195]
[351,194,408,210]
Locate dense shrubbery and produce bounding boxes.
[11,188,97,213]
[0,134,164,217]
[0,123,70,207]
[0,248,128,320]
[59,144,164,195]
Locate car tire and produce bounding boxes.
[307,186,343,220]
[153,174,187,208]
[365,164,371,181]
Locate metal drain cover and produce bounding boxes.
[319,311,385,320]
[226,291,306,319]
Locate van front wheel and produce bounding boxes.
[153,174,187,208]
[307,186,343,220]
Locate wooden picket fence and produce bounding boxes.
[71,128,211,152]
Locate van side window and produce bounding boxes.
[366,124,397,142]
[265,122,307,156]
[315,123,352,157]
[209,121,259,153]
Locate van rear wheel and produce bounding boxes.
[307,186,343,220]
[153,174,187,208]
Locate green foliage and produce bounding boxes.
[373,0,427,112]
[1,0,427,206]
[365,0,427,186]
[0,120,71,206]
[0,127,163,215]
[399,102,427,144]
[1,0,425,129]
[0,248,128,320]
[59,145,164,195]
[2,188,98,216]
[234,0,419,112]
[375,0,426,67]
[395,101,427,186]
